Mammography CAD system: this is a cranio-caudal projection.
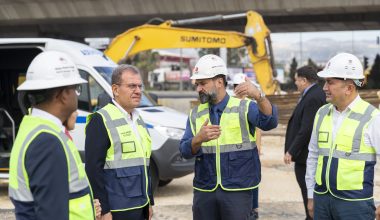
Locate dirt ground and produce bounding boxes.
[1,124,380,219]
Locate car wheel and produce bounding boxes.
[158,179,173,187]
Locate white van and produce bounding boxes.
[0,38,194,190]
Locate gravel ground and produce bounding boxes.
[2,130,380,219]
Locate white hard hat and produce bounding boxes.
[191,54,228,80]
[317,52,364,80]
[18,51,87,91]
[232,73,246,85]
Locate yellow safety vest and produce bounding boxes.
[314,99,379,201]
[9,116,95,220]
[88,103,151,211]
[190,96,258,191]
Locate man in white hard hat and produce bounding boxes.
[8,51,95,219]
[232,73,263,219]
[305,52,380,219]
[180,54,278,220]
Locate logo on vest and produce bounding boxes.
[121,131,131,138]
[345,152,351,157]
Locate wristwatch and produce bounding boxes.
[256,91,265,103]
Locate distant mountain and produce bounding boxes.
[273,38,380,66]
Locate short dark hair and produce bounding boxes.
[27,87,62,106]
[213,74,227,87]
[296,65,319,83]
[111,64,140,85]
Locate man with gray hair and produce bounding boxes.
[85,64,154,220]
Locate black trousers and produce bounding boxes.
[295,163,312,220]
[112,205,148,220]
[193,187,253,220]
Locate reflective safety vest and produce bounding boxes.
[189,96,259,191]
[88,103,152,211]
[9,116,95,220]
[314,99,379,201]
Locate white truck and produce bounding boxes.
[0,38,194,190]
[148,65,192,90]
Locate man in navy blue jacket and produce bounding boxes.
[180,54,278,220]
[284,65,326,220]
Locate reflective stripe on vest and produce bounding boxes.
[97,107,150,167]
[95,104,151,211]
[190,97,258,191]
[315,104,376,161]
[314,100,378,200]
[9,125,89,202]
[191,99,252,144]
[201,142,257,154]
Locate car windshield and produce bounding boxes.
[94,66,156,107]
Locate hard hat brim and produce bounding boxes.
[17,77,88,91]
[190,74,213,80]
[317,70,365,79]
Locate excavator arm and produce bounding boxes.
[105,11,277,94]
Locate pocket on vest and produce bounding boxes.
[69,193,94,219]
[115,167,144,197]
[337,159,364,190]
[194,155,215,182]
[228,150,255,178]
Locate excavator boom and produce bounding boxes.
[105,10,277,94]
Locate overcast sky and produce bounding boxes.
[272,30,380,44]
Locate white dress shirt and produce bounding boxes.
[112,99,143,145]
[31,108,64,132]
[305,95,380,198]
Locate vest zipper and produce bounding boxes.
[216,138,221,186]
[325,143,336,193]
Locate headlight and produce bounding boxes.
[155,126,185,140]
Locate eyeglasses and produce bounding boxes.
[116,83,143,90]
[67,84,82,96]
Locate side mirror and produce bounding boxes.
[97,92,112,109]
[148,92,158,103]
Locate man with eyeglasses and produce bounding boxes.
[9,51,95,220]
[85,64,154,220]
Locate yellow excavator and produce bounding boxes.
[105,10,277,95]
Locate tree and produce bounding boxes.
[122,50,160,88]
[364,56,369,70]
[281,57,298,91]
[227,48,247,67]
[307,58,319,71]
[367,54,380,89]
[198,48,220,57]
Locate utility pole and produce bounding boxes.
[299,32,303,65]
[180,48,183,91]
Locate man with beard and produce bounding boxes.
[85,65,153,220]
[180,54,278,220]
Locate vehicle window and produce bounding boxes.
[78,69,110,112]
[94,66,113,84]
